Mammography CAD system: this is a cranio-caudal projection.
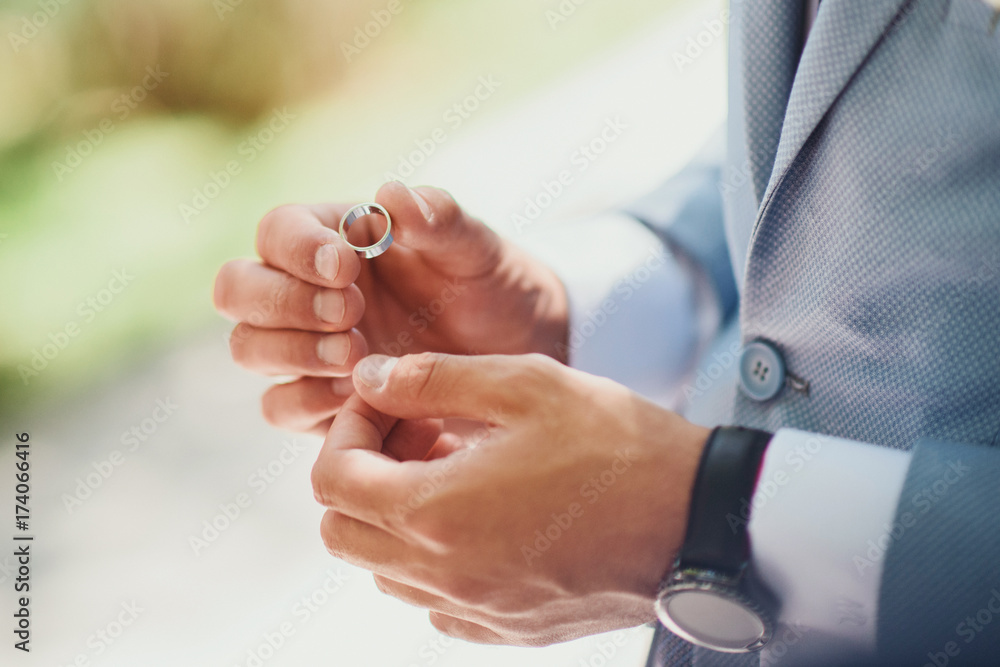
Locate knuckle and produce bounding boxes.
[340,285,366,329]
[320,523,344,559]
[428,612,458,638]
[260,203,301,231]
[491,595,531,617]
[451,579,491,608]
[510,353,563,406]
[428,611,485,642]
[231,320,257,347]
[269,274,296,322]
[397,353,446,402]
[212,261,241,315]
[346,329,369,364]
[301,379,339,415]
[260,387,290,429]
[406,510,455,555]
[246,295,279,329]
[372,574,390,596]
[431,189,461,226]
[265,380,342,432]
[528,352,567,382]
[521,352,561,374]
[228,325,254,366]
[311,463,335,508]
[257,204,305,254]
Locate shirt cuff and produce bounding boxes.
[518,212,705,407]
[746,429,912,664]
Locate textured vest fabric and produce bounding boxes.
[649,1,1000,665]
[730,0,1000,451]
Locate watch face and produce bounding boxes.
[657,589,767,652]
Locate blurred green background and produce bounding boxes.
[0,0,682,415]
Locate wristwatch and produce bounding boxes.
[654,426,776,653]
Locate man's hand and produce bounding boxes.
[213,182,569,435]
[312,352,710,646]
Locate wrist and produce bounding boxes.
[655,426,777,653]
[664,420,714,565]
[633,416,712,605]
[502,241,570,361]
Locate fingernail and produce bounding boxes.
[313,289,346,324]
[331,376,355,396]
[405,184,433,220]
[357,355,398,389]
[315,244,339,281]
[317,334,351,366]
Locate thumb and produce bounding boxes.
[375,181,504,278]
[353,353,549,422]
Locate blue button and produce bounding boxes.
[739,340,786,402]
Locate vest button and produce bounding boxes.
[738,340,786,402]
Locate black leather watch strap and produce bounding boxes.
[677,426,773,574]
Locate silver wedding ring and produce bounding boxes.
[339,203,393,259]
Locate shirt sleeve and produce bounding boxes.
[746,429,912,665]
[518,211,717,407]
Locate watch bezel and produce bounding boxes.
[655,566,774,653]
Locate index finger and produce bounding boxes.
[256,204,362,289]
[311,393,436,534]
